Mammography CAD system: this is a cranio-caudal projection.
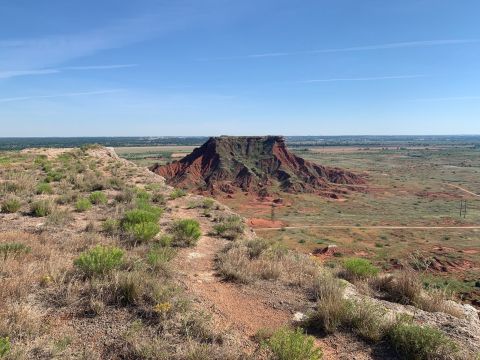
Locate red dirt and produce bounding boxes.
[247,218,285,228]
[151,136,364,197]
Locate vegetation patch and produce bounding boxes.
[1,197,21,213]
[342,258,379,281]
[74,245,124,277]
[170,219,202,247]
[264,328,322,360]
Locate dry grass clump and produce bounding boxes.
[217,238,321,288]
[373,270,464,318]
[212,215,245,240]
[1,197,21,213]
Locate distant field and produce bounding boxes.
[114,145,195,167]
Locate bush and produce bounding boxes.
[74,245,124,276]
[30,200,53,217]
[1,197,21,213]
[0,337,10,358]
[388,320,458,360]
[265,328,322,360]
[89,191,108,205]
[305,294,351,334]
[46,209,73,226]
[121,208,162,243]
[36,182,53,194]
[170,219,201,247]
[75,198,92,212]
[212,215,244,240]
[170,188,186,199]
[342,258,379,281]
[0,243,31,261]
[127,222,160,243]
[349,301,391,342]
[147,246,176,273]
[102,219,119,235]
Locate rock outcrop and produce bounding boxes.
[151,136,364,197]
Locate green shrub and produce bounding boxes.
[46,209,73,226]
[36,182,53,194]
[135,190,150,202]
[1,197,21,213]
[212,215,244,240]
[388,320,458,360]
[265,328,322,360]
[121,208,162,243]
[121,209,162,229]
[202,198,216,209]
[30,200,53,217]
[89,191,107,205]
[170,219,202,247]
[0,337,11,358]
[74,245,124,276]
[127,222,160,243]
[0,243,31,261]
[147,246,176,272]
[45,171,63,182]
[75,198,92,212]
[170,188,186,199]
[151,192,165,204]
[102,219,119,235]
[342,258,379,280]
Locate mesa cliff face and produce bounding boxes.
[151,136,364,196]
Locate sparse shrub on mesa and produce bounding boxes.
[342,257,379,281]
[147,245,176,273]
[74,245,124,276]
[0,243,31,261]
[265,328,322,360]
[30,199,53,217]
[102,219,119,235]
[121,207,162,243]
[89,191,108,205]
[1,197,21,213]
[212,215,245,240]
[170,219,201,247]
[36,182,53,194]
[170,188,186,199]
[75,198,92,212]
[387,319,459,360]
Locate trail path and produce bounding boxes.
[446,183,480,198]
[170,201,340,358]
[255,225,480,231]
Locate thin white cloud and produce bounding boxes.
[0,64,137,80]
[62,64,138,70]
[300,74,426,83]
[0,69,60,79]
[204,39,479,60]
[0,89,124,103]
[412,95,480,102]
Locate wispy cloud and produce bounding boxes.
[0,69,60,79]
[203,39,479,60]
[0,89,124,103]
[412,95,480,102]
[62,64,137,70]
[0,64,138,80]
[299,74,426,83]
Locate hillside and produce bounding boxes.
[0,146,478,360]
[151,136,364,197]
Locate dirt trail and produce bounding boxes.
[255,225,480,231]
[170,202,339,358]
[446,183,480,198]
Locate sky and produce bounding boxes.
[1,0,479,136]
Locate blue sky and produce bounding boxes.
[1,0,479,136]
